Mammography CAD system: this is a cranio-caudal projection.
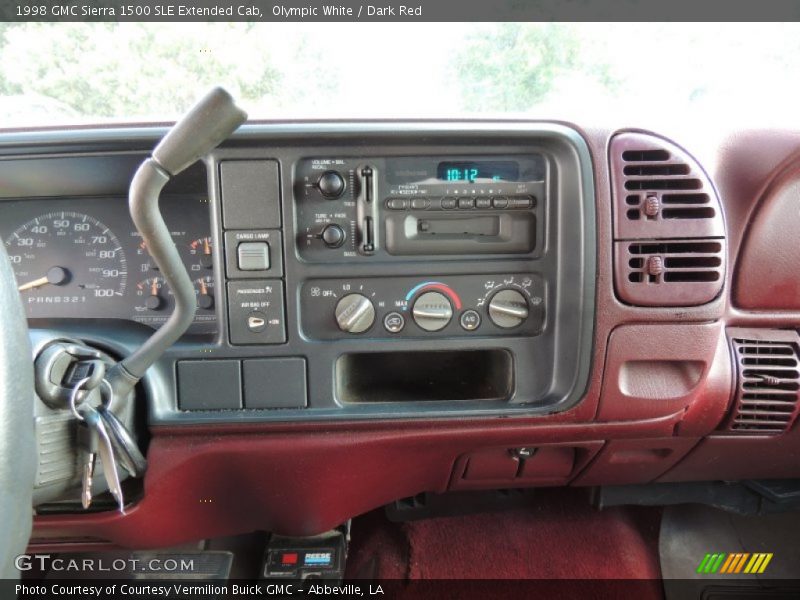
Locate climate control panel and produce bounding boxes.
[300,274,544,340]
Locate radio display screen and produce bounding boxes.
[436,161,520,183]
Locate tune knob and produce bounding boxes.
[321,224,346,248]
[318,170,346,199]
[335,293,375,333]
[412,291,453,332]
[488,289,529,329]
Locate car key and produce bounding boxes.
[76,404,99,509]
[90,407,126,515]
[97,405,147,478]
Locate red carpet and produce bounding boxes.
[347,489,662,583]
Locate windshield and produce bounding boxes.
[1,22,798,128]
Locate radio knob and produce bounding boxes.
[335,293,375,334]
[412,291,453,332]
[321,224,346,248]
[488,289,529,329]
[318,170,346,199]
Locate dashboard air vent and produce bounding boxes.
[724,329,800,435]
[610,132,725,240]
[614,239,725,306]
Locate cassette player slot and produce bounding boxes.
[417,215,501,237]
[385,212,536,255]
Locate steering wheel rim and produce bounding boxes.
[0,238,35,578]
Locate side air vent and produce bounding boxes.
[723,329,800,435]
[611,132,726,240]
[611,131,727,307]
[614,239,725,306]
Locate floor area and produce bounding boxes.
[345,488,663,581]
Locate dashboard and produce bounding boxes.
[2,121,799,547]
[1,126,595,422]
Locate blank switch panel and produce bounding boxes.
[178,360,242,410]
[243,358,308,409]
[220,160,281,229]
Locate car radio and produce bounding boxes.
[294,154,546,261]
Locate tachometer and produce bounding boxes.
[6,212,127,312]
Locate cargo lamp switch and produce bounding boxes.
[237,242,270,271]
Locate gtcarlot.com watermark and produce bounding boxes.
[15,553,194,573]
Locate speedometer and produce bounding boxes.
[6,212,127,313]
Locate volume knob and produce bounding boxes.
[488,289,529,329]
[335,293,375,333]
[412,291,453,332]
[318,170,346,199]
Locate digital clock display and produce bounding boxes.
[436,161,520,183]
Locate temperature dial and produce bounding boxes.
[488,289,529,329]
[335,293,375,333]
[412,291,453,332]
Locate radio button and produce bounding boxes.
[509,197,534,209]
[387,198,409,210]
[475,197,492,209]
[411,198,430,210]
[458,197,475,209]
[492,196,509,209]
[412,291,453,332]
[441,197,457,210]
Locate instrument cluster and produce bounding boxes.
[0,195,216,335]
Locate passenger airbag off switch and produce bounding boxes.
[237,242,270,271]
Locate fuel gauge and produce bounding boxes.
[189,236,214,270]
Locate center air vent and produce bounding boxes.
[723,329,800,435]
[614,239,725,306]
[610,132,725,239]
[611,131,727,307]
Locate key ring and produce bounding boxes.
[69,378,114,420]
[100,378,115,412]
[69,376,94,421]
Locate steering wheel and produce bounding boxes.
[0,238,35,578]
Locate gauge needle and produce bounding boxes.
[17,266,69,291]
[17,276,49,292]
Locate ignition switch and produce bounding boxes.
[34,340,112,409]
